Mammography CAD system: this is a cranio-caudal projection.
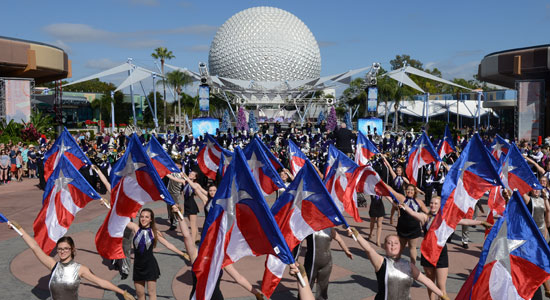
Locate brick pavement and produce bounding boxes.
[0,179,488,299]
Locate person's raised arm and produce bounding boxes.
[166,173,187,185]
[156,230,187,258]
[382,156,397,179]
[8,222,56,270]
[181,173,207,197]
[79,265,135,300]
[91,164,111,191]
[411,263,449,300]
[385,185,405,204]
[348,227,384,271]
[224,264,264,299]
[331,228,353,259]
[525,156,545,175]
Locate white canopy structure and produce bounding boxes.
[379,100,496,119]
[381,65,472,93]
[63,60,161,129]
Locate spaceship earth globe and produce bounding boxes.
[208,6,321,82]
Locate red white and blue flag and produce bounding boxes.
[34,155,101,254]
[457,190,550,300]
[288,139,307,176]
[197,133,224,180]
[486,142,542,224]
[243,138,285,195]
[43,127,92,182]
[256,137,284,171]
[489,134,510,164]
[218,148,234,178]
[343,164,397,222]
[421,133,502,266]
[145,135,180,178]
[435,125,456,175]
[405,131,440,186]
[324,152,359,220]
[325,144,355,178]
[95,134,175,259]
[261,159,349,298]
[355,131,380,166]
[191,147,294,300]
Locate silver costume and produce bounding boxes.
[530,196,546,235]
[384,257,413,300]
[306,228,333,300]
[48,260,81,300]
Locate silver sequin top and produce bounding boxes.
[531,196,546,234]
[49,260,81,300]
[385,257,413,300]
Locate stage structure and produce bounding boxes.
[165,6,373,126]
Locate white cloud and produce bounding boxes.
[185,44,209,52]
[42,23,216,49]
[85,58,121,70]
[43,23,114,42]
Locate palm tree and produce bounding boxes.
[165,70,193,131]
[91,94,113,132]
[151,47,175,132]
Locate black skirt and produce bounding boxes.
[420,243,449,268]
[133,247,160,281]
[396,208,422,239]
[369,196,385,218]
[184,195,199,216]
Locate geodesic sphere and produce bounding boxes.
[208,6,321,82]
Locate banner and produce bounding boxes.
[5,79,31,123]
[199,84,210,112]
[367,86,378,112]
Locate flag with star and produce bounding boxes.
[355,131,380,166]
[95,134,175,259]
[405,131,440,186]
[242,138,285,196]
[324,154,359,220]
[435,125,456,175]
[34,155,101,254]
[421,133,503,266]
[288,139,307,176]
[191,147,294,300]
[488,134,510,164]
[43,127,93,182]
[261,159,349,298]
[324,144,355,178]
[145,135,180,178]
[458,190,550,299]
[197,133,225,180]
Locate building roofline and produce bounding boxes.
[484,44,550,58]
[0,35,66,52]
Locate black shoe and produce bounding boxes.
[462,243,469,249]
[169,225,177,231]
[121,273,128,280]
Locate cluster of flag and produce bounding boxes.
[23,124,550,299]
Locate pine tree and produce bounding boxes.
[221,109,231,132]
[236,106,249,132]
[326,106,338,131]
[248,110,259,132]
[317,110,325,125]
[344,111,353,130]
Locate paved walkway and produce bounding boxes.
[0,179,488,299]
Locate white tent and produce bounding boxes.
[378,100,496,118]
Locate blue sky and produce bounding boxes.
[3,0,550,94]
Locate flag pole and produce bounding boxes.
[8,221,23,236]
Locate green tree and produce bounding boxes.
[91,93,113,131]
[164,70,193,130]
[151,47,175,131]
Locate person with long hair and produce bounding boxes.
[6,222,134,300]
[127,207,188,300]
[399,196,491,300]
[386,183,429,265]
[348,228,449,300]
